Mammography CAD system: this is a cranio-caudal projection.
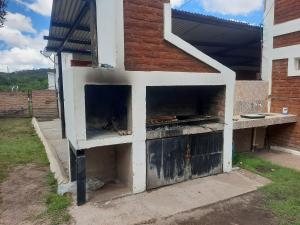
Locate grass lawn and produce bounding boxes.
[0,118,71,225]
[237,154,300,225]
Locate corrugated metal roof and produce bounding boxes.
[172,9,262,71]
[172,9,262,30]
[46,0,91,54]
[45,3,262,70]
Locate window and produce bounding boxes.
[288,57,300,76]
[296,58,300,71]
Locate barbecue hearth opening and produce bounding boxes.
[146,86,226,139]
[85,85,132,140]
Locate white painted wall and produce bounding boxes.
[95,0,125,70]
[61,53,77,145]
[48,72,56,90]
[96,0,117,68]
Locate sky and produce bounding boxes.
[172,0,264,25]
[0,0,264,72]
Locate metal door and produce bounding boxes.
[147,136,187,189]
[146,132,223,190]
[190,132,223,178]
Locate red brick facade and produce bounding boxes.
[270,60,300,150]
[123,0,218,73]
[270,1,300,151]
[0,92,29,117]
[273,31,300,48]
[274,0,300,24]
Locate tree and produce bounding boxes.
[0,0,7,27]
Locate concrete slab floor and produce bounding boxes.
[255,150,300,171]
[70,169,270,225]
[37,119,69,173]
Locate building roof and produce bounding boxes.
[172,9,262,71]
[45,1,262,71]
[45,0,91,55]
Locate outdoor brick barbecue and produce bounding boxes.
[44,0,299,205]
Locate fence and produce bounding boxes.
[32,90,58,119]
[0,90,58,119]
[0,92,30,117]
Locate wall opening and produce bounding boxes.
[147,86,225,119]
[85,143,132,202]
[85,85,132,140]
[172,10,262,80]
[296,58,300,71]
[146,85,226,139]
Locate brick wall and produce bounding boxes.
[270,59,300,150]
[274,0,300,24]
[32,90,58,119]
[273,31,300,48]
[123,0,218,73]
[0,92,29,117]
[270,0,300,151]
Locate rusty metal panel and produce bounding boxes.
[190,132,223,178]
[146,132,223,190]
[147,136,187,189]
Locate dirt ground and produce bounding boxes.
[145,192,277,225]
[0,166,277,225]
[0,165,276,225]
[0,165,50,225]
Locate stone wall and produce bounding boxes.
[233,81,269,152]
[234,81,269,116]
[123,0,218,73]
[0,92,30,117]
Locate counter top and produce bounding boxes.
[233,113,297,130]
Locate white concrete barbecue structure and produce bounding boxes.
[61,2,235,200]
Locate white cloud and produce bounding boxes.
[0,27,47,49]
[171,0,186,8]
[0,27,31,48]
[199,0,263,15]
[16,0,53,17]
[0,47,52,69]
[0,11,52,72]
[5,12,36,33]
[0,64,34,72]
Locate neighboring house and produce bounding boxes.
[48,72,57,90]
[44,0,298,205]
[262,0,300,153]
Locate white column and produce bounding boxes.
[261,0,275,112]
[96,0,117,67]
[131,84,147,193]
[223,77,235,172]
[131,84,146,141]
[132,141,146,193]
